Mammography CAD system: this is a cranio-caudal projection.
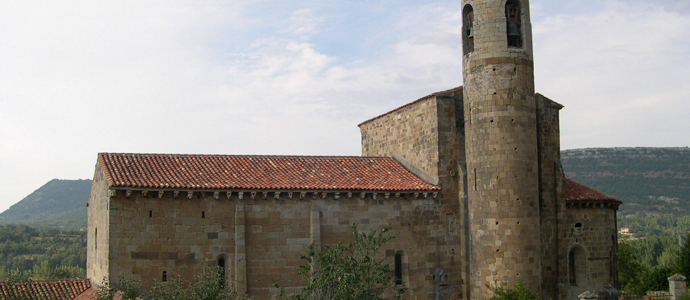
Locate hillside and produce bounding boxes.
[561,147,690,217]
[0,179,92,230]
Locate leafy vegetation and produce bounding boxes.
[618,232,690,295]
[276,224,404,300]
[94,268,253,300]
[486,278,539,300]
[0,224,86,280]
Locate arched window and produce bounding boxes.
[462,4,475,55]
[162,271,168,282]
[394,253,403,286]
[505,0,522,48]
[568,245,588,286]
[218,257,226,289]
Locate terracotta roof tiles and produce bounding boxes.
[0,278,91,299]
[98,153,440,192]
[564,178,621,203]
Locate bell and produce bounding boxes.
[507,23,520,37]
[467,27,474,38]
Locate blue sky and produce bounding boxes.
[1,0,688,212]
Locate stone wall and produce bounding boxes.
[86,164,111,286]
[563,204,618,300]
[536,93,566,299]
[360,90,467,298]
[360,96,441,184]
[92,186,460,299]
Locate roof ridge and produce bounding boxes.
[99,153,398,159]
[358,86,463,126]
[97,153,440,191]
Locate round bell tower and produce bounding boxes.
[461,0,541,298]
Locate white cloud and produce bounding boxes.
[0,0,687,212]
[533,0,690,149]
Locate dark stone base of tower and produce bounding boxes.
[86,1,620,299]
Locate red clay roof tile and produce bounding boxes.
[98,153,440,192]
[0,278,91,299]
[564,178,621,203]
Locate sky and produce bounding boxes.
[1,0,688,212]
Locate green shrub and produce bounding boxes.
[486,278,539,300]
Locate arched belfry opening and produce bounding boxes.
[505,0,522,48]
[462,4,474,55]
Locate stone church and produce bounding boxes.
[86,0,621,299]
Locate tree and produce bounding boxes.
[276,224,404,300]
[618,241,645,295]
[677,232,690,277]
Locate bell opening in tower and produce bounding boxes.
[506,0,523,48]
[462,4,474,55]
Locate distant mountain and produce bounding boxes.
[0,179,92,229]
[561,147,690,217]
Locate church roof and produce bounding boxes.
[0,278,91,299]
[564,178,621,203]
[98,153,441,191]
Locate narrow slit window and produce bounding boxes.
[569,250,576,284]
[162,271,168,282]
[473,168,478,191]
[394,254,403,286]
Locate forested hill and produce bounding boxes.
[0,179,91,230]
[561,147,690,217]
